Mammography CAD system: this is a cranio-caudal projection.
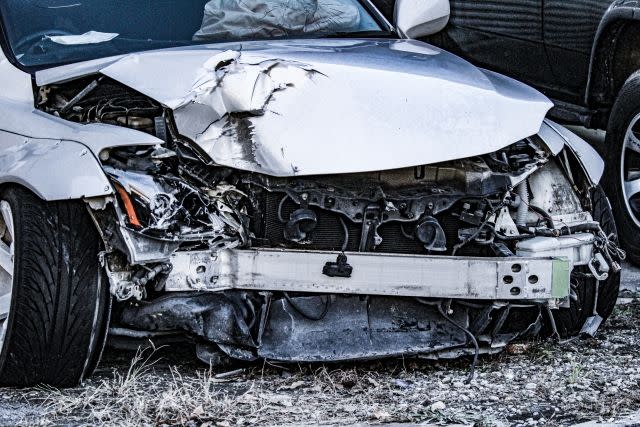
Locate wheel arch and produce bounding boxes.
[538,119,605,186]
[0,132,113,201]
[587,5,640,113]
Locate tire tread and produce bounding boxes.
[0,188,109,387]
[553,186,621,336]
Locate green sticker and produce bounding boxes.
[551,258,570,298]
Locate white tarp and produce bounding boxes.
[48,31,119,45]
[193,0,361,41]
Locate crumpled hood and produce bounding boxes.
[38,39,553,176]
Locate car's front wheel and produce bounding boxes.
[604,70,640,265]
[0,187,110,387]
[552,186,621,336]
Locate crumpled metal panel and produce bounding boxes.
[119,292,259,353]
[40,38,553,177]
[259,296,468,362]
[118,291,538,363]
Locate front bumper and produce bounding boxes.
[163,248,570,300]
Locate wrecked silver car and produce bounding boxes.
[0,0,626,386]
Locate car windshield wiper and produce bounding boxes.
[323,30,395,39]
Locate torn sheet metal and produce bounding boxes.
[259,296,469,362]
[53,38,553,176]
[118,292,541,363]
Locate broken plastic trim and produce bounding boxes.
[118,292,542,365]
[114,182,142,229]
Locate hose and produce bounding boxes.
[516,180,529,226]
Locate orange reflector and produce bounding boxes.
[114,183,142,228]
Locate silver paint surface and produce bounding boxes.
[162,247,566,300]
[37,38,553,177]
[0,35,605,199]
[0,131,111,200]
[0,49,154,200]
[542,120,605,184]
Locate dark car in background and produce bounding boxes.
[374,0,640,264]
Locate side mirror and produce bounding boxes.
[394,0,450,39]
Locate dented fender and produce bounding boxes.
[0,131,112,200]
[0,50,160,200]
[538,119,605,185]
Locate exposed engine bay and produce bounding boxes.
[37,73,626,368]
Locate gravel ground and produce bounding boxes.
[0,265,639,427]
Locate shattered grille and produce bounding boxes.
[261,193,472,255]
[263,194,361,252]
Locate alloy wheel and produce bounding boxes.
[621,112,640,228]
[0,200,14,352]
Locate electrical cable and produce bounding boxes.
[544,305,560,341]
[437,303,479,384]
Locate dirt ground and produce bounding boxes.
[0,264,639,427]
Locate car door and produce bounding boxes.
[543,0,613,104]
[427,0,556,92]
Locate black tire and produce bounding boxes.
[603,70,640,265]
[552,186,621,337]
[0,187,110,387]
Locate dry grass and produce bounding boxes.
[40,346,257,426]
[35,346,468,426]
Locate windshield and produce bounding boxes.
[0,0,387,70]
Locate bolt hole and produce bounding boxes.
[503,275,514,284]
[528,275,539,284]
[196,265,206,274]
[511,264,522,273]
[510,287,521,296]
[355,213,363,220]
